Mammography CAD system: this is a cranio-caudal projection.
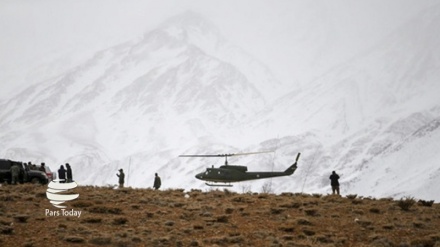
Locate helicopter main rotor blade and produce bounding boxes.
[179,150,274,158]
[179,154,230,158]
[229,150,274,157]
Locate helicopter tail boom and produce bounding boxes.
[284,153,301,175]
[284,162,297,175]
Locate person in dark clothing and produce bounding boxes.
[27,162,32,170]
[58,165,66,183]
[329,171,340,195]
[39,163,46,173]
[66,163,73,183]
[117,169,125,188]
[153,173,161,190]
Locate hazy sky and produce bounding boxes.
[0,0,437,99]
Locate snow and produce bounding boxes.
[1,5,440,201]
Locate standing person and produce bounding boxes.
[66,163,73,183]
[23,162,29,182]
[10,163,20,185]
[39,163,46,173]
[329,171,340,195]
[117,169,125,188]
[153,173,161,190]
[58,165,66,183]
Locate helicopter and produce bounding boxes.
[179,151,301,187]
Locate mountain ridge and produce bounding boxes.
[1,10,439,201]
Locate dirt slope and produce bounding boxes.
[1,184,439,246]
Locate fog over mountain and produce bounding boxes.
[1,1,439,201]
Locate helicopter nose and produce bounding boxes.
[195,173,203,180]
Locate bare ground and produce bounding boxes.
[0,184,439,246]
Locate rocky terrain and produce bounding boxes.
[0,184,439,246]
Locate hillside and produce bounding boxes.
[1,184,439,246]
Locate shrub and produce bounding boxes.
[0,226,13,235]
[89,206,122,214]
[316,235,333,243]
[216,215,229,223]
[72,201,93,208]
[270,208,285,215]
[352,199,363,205]
[164,221,175,226]
[224,208,234,214]
[304,208,319,216]
[89,236,112,245]
[312,193,322,198]
[397,197,416,211]
[382,224,394,230]
[413,221,425,228]
[13,215,30,223]
[260,182,273,194]
[418,200,434,207]
[296,218,312,225]
[356,219,372,228]
[346,194,357,199]
[64,236,85,243]
[302,228,315,236]
[369,208,381,214]
[278,225,295,232]
[279,202,301,208]
[113,217,128,225]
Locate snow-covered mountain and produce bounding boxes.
[248,5,440,199]
[1,9,439,201]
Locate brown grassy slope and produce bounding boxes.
[0,184,439,247]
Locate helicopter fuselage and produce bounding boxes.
[195,164,296,183]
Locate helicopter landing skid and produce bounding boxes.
[205,182,233,187]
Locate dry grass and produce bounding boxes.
[0,183,439,246]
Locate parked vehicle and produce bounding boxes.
[36,164,56,181]
[0,159,49,184]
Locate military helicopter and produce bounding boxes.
[179,151,301,187]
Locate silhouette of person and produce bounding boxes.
[58,165,66,183]
[329,171,340,195]
[66,163,73,183]
[153,173,161,190]
[39,163,46,173]
[11,163,20,185]
[117,169,125,188]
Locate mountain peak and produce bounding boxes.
[153,11,221,43]
[162,11,219,33]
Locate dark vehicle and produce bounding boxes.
[179,152,301,187]
[0,159,49,184]
[36,165,56,181]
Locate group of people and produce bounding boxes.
[58,163,73,183]
[16,159,338,194]
[116,169,161,190]
[115,169,339,194]
[10,161,50,184]
[21,161,45,172]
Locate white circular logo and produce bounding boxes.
[46,179,79,208]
